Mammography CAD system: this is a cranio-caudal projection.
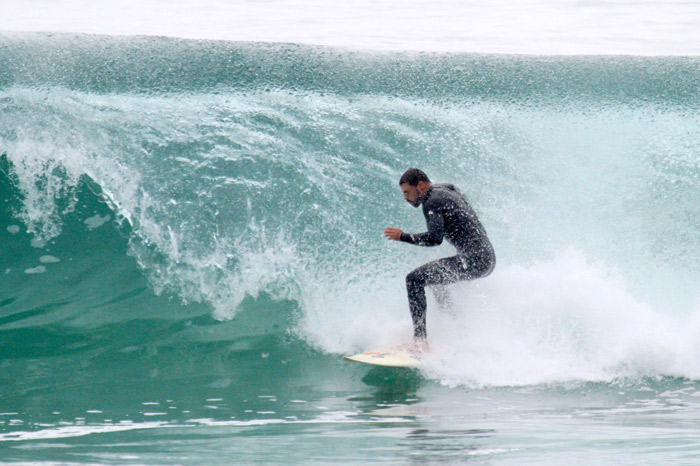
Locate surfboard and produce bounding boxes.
[343,350,421,368]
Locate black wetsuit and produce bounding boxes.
[400,184,495,339]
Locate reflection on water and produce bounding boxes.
[360,366,424,399]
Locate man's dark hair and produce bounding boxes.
[399,168,431,186]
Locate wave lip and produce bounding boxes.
[2,33,700,104]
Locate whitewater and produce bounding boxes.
[1,1,700,464]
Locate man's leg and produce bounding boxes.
[405,253,494,339]
[405,256,468,339]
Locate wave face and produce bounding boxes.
[1,32,700,401]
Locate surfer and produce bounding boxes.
[384,168,495,352]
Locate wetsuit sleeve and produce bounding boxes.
[400,209,444,247]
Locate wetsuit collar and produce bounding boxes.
[413,185,433,208]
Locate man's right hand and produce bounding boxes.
[384,227,403,241]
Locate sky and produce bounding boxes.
[2,0,700,55]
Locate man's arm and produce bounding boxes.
[385,210,445,246]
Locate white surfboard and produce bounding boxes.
[344,350,421,368]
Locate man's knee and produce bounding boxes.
[406,269,423,290]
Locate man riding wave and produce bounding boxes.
[384,168,496,352]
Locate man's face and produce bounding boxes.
[401,182,423,208]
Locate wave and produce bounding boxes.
[1,32,699,388]
[3,33,700,104]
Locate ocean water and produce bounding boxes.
[1,8,700,465]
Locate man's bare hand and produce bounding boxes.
[384,227,403,241]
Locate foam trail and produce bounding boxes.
[303,249,700,387]
[424,250,700,386]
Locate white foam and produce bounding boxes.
[305,248,700,386]
[299,262,412,353]
[30,238,46,249]
[1,0,699,55]
[0,421,169,442]
[24,265,47,275]
[84,214,111,229]
[6,225,20,234]
[434,251,700,386]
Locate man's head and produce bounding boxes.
[399,168,432,208]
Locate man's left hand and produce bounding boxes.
[384,227,403,241]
